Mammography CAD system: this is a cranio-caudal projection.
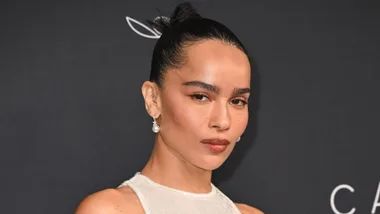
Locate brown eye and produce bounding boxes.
[230,99,247,106]
[190,94,209,102]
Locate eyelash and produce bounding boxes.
[190,94,209,102]
[189,94,248,106]
[231,99,248,106]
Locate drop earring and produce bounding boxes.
[152,117,160,133]
[236,136,241,142]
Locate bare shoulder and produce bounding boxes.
[75,186,144,214]
[234,203,264,214]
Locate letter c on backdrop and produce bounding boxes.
[330,184,356,214]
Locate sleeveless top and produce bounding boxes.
[117,172,241,214]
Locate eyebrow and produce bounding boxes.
[183,81,219,93]
[232,88,251,96]
[182,81,250,96]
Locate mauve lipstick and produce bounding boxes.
[201,139,231,153]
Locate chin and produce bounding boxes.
[196,155,229,171]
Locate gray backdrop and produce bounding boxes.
[1,0,379,213]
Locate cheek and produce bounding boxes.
[161,94,209,132]
[232,109,249,133]
[183,105,210,131]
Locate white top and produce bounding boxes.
[118,172,241,214]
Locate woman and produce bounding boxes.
[76,2,263,214]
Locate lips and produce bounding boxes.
[201,139,231,153]
[201,139,231,145]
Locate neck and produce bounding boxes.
[141,134,213,194]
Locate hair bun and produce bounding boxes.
[170,2,202,24]
[150,16,171,33]
[148,2,202,34]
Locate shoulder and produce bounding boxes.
[234,203,264,214]
[75,186,144,214]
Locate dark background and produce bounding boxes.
[1,0,379,213]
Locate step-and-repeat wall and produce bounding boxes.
[1,0,379,213]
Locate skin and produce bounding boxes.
[75,40,264,214]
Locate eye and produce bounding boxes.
[190,94,209,102]
[230,99,247,107]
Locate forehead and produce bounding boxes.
[172,40,251,87]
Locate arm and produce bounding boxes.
[75,188,144,214]
[234,203,264,214]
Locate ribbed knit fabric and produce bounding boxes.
[118,172,241,214]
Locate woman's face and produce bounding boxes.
[158,40,251,170]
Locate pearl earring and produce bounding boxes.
[152,117,160,133]
[236,136,241,142]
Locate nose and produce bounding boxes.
[209,101,231,131]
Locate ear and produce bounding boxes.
[141,81,162,118]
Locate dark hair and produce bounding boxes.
[148,2,250,87]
